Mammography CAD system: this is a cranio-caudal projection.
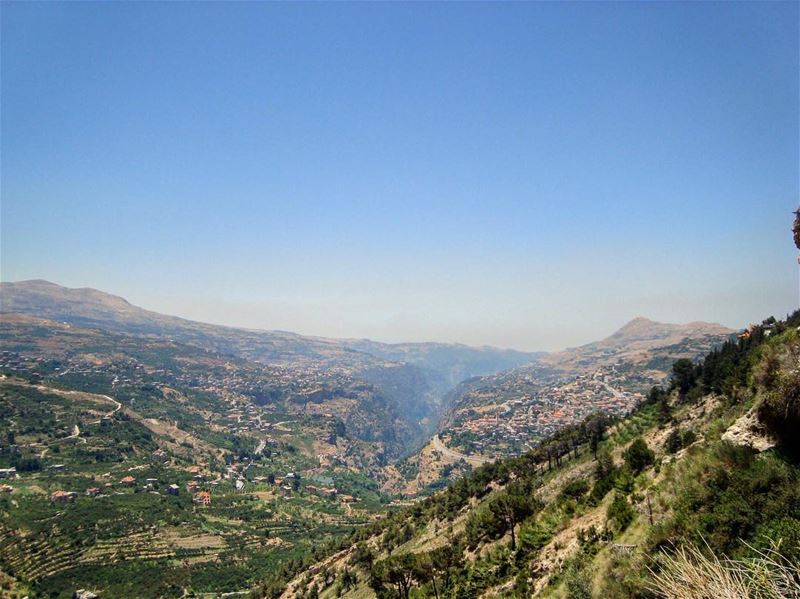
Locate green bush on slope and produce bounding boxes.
[654,443,800,558]
[756,332,800,455]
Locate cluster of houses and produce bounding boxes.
[0,351,45,373]
[739,320,777,340]
[44,475,358,509]
[0,467,17,479]
[449,367,644,457]
[49,473,185,505]
[304,484,337,498]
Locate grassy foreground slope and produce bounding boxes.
[272,311,800,599]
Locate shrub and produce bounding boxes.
[518,517,556,554]
[682,429,697,447]
[560,478,590,502]
[665,428,696,454]
[665,443,800,557]
[564,551,593,599]
[664,429,683,454]
[756,336,800,454]
[623,438,654,473]
[607,493,635,533]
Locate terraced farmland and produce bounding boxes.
[0,381,387,597]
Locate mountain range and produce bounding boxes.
[0,280,538,446]
[0,279,537,368]
[0,280,735,459]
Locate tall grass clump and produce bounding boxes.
[648,541,800,599]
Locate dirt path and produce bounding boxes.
[22,381,210,455]
[32,384,122,423]
[430,434,494,467]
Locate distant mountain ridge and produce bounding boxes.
[0,279,535,361]
[581,315,731,347]
[539,315,734,372]
[0,279,337,358]
[0,280,735,454]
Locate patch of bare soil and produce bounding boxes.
[529,502,609,596]
[164,529,227,550]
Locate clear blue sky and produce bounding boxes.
[2,2,798,351]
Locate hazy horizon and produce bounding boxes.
[2,2,798,351]
[0,276,753,354]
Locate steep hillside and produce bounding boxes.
[390,317,734,493]
[272,311,799,599]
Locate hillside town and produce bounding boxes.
[444,366,644,457]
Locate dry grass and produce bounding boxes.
[649,541,800,599]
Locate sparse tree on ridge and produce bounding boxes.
[488,484,536,550]
[793,207,800,250]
